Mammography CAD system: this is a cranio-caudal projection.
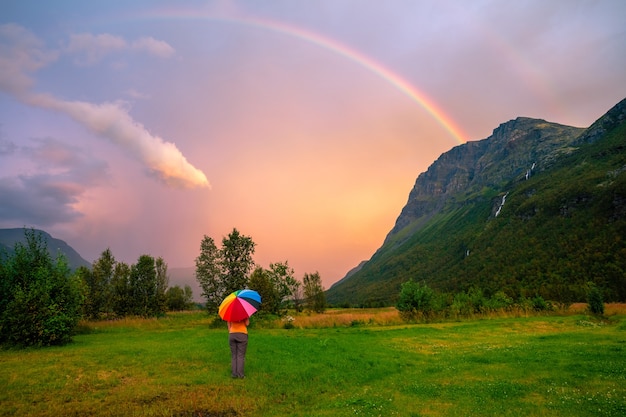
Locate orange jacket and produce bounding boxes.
[228,319,249,334]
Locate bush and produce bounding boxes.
[0,229,84,347]
[587,284,605,316]
[166,285,195,311]
[450,291,472,317]
[450,287,487,317]
[397,280,441,321]
[531,296,552,312]
[485,291,514,312]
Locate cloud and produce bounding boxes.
[25,94,210,188]
[22,137,110,184]
[0,130,17,155]
[0,23,58,94]
[131,37,175,58]
[125,88,151,100]
[65,32,126,65]
[0,139,16,155]
[0,176,83,225]
[0,24,209,189]
[65,33,175,65]
[0,138,110,226]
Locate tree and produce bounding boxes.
[250,262,298,315]
[129,255,158,317]
[111,261,131,317]
[249,267,277,314]
[183,285,194,307]
[195,229,256,313]
[587,283,605,316]
[74,266,92,317]
[108,256,167,318]
[268,261,297,312]
[166,285,194,311]
[303,271,326,313]
[83,248,116,319]
[195,235,223,312]
[289,279,304,312]
[220,228,256,293]
[155,257,169,316]
[397,280,438,321]
[0,229,83,347]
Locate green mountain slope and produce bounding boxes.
[327,98,626,306]
[0,228,91,271]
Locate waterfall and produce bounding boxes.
[525,162,536,180]
[495,192,508,217]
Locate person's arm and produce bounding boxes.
[227,322,231,331]
[245,318,250,326]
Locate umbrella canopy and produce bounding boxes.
[219,289,262,322]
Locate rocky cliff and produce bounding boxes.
[385,118,583,243]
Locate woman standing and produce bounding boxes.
[228,318,249,378]
[219,289,261,379]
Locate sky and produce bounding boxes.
[1,0,625,289]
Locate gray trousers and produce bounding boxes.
[229,332,248,378]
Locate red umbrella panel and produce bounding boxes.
[218,289,261,322]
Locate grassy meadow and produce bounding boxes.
[1,307,625,417]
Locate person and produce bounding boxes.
[228,318,249,378]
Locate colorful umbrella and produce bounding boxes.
[218,289,262,322]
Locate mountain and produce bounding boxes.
[329,260,367,288]
[327,98,626,306]
[0,228,204,301]
[0,228,92,270]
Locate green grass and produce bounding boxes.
[1,312,625,416]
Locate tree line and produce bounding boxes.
[0,228,325,347]
[395,279,606,321]
[195,228,326,317]
[75,248,195,320]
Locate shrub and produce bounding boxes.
[450,291,472,317]
[166,285,195,311]
[531,296,552,311]
[397,280,441,321]
[517,297,534,313]
[587,284,605,316]
[485,291,514,312]
[450,287,487,317]
[0,229,84,347]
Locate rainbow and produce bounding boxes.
[136,8,468,144]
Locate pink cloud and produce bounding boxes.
[25,94,210,188]
[131,36,175,58]
[65,32,175,65]
[0,24,208,189]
